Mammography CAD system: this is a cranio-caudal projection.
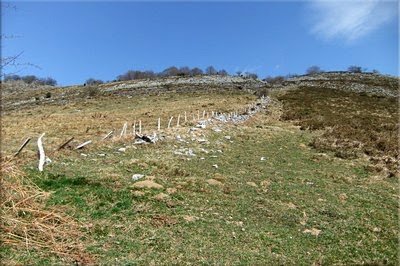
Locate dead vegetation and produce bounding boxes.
[277,86,399,177]
[0,159,95,264]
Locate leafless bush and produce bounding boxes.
[306,65,323,75]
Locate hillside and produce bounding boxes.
[1,73,399,265]
[2,75,265,112]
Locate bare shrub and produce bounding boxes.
[306,65,323,75]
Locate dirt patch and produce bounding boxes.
[206,179,223,186]
[132,180,163,189]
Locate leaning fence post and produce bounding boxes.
[177,114,181,127]
[157,118,161,131]
[120,122,127,138]
[184,112,187,123]
[37,133,45,172]
[76,140,92,150]
[139,120,142,134]
[197,110,200,120]
[14,138,31,157]
[168,116,173,128]
[57,137,75,150]
[202,110,205,119]
[133,121,136,135]
[102,130,114,140]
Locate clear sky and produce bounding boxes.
[2,1,398,85]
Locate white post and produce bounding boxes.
[192,114,195,121]
[76,140,92,150]
[133,122,136,135]
[202,110,205,119]
[168,116,173,128]
[197,110,200,120]
[139,120,142,134]
[120,122,127,138]
[37,133,45,172]
[212,111,214,117]
[177,114,180,127]
[184,111,187,123]
[157,118,161,131]
[102,130,114,140]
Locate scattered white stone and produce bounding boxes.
[260,157,266,161]
[212,164,219,168]
[198,138,207,144]
[98,153,106,157]
[80,153,88,157]
[224,136,231,140]
[118,147,126,152]
[212,127,222,132]
[134,139,147,145]
[45,157,52,164]
[199,148,209,153]
[200,157,205,160]
[132,174,145,181]
[217,150,223,153]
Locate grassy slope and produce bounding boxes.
[1,88,398,264]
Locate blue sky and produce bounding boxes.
[2,1,398,85]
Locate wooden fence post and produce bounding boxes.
[57,137,74,150]
[14,138,31,157]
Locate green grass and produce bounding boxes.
[6,111,398,265]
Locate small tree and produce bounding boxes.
[348,65,362,73]
[306,65,323,75]
[43,77,57,86]
[3,74,21,82]
[86,78,103,85]
[217,69,228,76]
[21,75,38,84]
[160,66,179,77]
[190,67,203,76]
[246,72,258,80]
[178,66,191,76]
[205,66,217,75]
[372,69,380,74]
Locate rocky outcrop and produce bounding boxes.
[268,72,398,98]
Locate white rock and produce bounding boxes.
[212,127,222,132]
[212,164,219,168]
[224,136,231,140]
[80,153,87,157]
[198,138,207,143]
[45,157,52,164]
[260,157,266,161]
[118,147,126,152]
[132,174,145,181]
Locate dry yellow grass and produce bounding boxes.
[0,159,95,264]
[2,90,256,161]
